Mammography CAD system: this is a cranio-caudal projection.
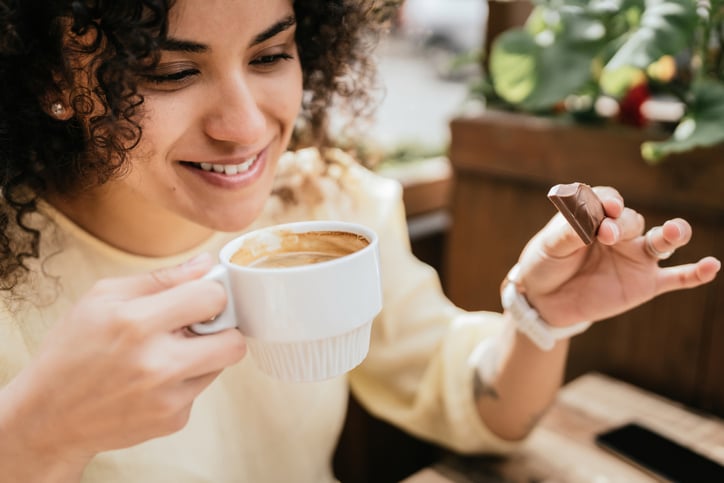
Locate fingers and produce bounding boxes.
[141,252,215,294]
[545,186,696,265]
[539,214,588,258]
[593,186,624,218]
[598,208,645,245]
[178,331,247,379]
[182,371,225,398]
[589,186,644,245]
[541,186,635,257]
[656,256,722,295]
[123,277,228,333]
[591,189,692,256]
[643,219,692,260]
[109,253,216,298]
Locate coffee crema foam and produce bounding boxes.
[230,230,369,268]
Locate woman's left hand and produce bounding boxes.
[515,186,721,327]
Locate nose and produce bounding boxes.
[203,74,266,146]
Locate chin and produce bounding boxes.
[195,202,267,233]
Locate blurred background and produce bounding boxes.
[361,0,495,266]
[370,0,488,151]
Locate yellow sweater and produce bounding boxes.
[0,148,515,482]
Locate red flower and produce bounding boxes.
[618,83,651,127]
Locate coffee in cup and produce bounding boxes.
[189,221,382,383]
[229,230,370,269]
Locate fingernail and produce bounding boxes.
[182,252,212,268]
[609,222,620,240]
[607,197,623,214]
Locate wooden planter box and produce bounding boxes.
[445,110,724,416]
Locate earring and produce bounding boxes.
[50,102,67,118]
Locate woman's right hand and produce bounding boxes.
[0,252,246,479]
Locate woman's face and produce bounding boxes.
[56,0,303,254]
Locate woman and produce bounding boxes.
[0,1,719,482]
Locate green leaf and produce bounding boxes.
[488,30,539,105]
[642,79,724,162]
[489,29,595,110]
[605,0,698,71]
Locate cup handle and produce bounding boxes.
[188,264,238,335]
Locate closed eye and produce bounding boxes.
[250,53,293,66]
[143,68,200,84]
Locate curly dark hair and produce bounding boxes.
[0,0,400,290]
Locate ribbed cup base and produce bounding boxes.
[246,321,372,382]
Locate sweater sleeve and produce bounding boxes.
[344,163,521,455]
[0,303,33,394]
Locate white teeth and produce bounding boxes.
[196,156,257,175]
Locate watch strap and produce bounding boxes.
[501,264,592,351]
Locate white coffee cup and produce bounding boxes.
[190,221,382,382]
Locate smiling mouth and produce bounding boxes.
[182,155,259,175]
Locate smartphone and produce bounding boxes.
[595,422,724,482]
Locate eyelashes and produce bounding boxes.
[143,69,200,84]
[251,52,294,66]
[144,53,295,85]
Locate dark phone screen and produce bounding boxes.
[595,422,724,482]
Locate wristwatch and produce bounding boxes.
[501,264,592,351]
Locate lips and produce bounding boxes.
[183,154,259,176]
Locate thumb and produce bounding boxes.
[129,252,215,296]
[539,214,588,258]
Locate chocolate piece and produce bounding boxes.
[547,182,605,245]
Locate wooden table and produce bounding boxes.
[402,372,724,482]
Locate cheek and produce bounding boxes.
[260,66,304,127]
[121,127,178,192]
[133,101,188,159]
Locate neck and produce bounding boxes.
[46,188,215,257]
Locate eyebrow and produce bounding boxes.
[252,15,296,46]
[160,15,297,53]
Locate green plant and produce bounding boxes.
[480,0,724,163]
